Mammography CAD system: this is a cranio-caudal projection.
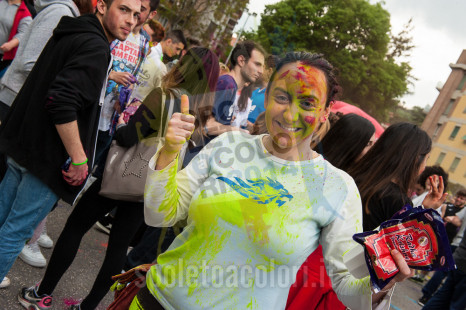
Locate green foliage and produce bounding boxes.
[253,0,413,120]
[390,105,427,126]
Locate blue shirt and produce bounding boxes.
[212,75,238,125]
[248,87,266,123]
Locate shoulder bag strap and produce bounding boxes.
[158,90,166,138]
[163,91,175,135]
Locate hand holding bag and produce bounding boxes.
[99,91,175,202]
[107,263,155,310]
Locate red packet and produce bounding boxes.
[353,207,455,291]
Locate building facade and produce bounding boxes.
[422,50,466,190]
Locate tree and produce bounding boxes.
[159,0,247,49]
[249,0,413,120]
[160,0,216,32]
[389,105,427,126]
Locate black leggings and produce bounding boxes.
[37,178,144,310]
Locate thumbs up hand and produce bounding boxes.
[163,94,195,154]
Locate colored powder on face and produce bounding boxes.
[278,69,290,79]
[295,63,328,103]
[304,116,315,125]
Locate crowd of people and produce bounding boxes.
[0,0,465,309]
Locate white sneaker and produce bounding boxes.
[0,277,10,288]
[37,233,53,248]
[19,242,46,268]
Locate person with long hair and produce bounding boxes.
[231,82,254,128]
[287,113,376,310]
[250,111,267,135]
[116,47,219,152]
[19,47,219,310]
[318,113,376,170]
[348,122,447,231]
[134,52,413,310]
[118,47,220,272]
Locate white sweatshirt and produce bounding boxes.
[144,131,375,309]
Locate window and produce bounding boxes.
[449,157,461,172]
[433,123,442,138]
[443,100,455,115]
[206,22,217,37]
[449,126,460,140]
[435,152,446,165]
[458,75,466,90]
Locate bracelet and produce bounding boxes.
[71,158,88,166]
[204,125,209,135]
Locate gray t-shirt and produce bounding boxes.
[0,0,32,50]
[453,229,466,273]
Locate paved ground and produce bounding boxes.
[0,202,113,310]
[0,201,428,310]
[390,279,426,310]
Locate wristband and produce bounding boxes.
[71,158,88,166]
[204,125,209,135]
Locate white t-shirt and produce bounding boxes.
[144,131,374,310]
[231,90,252,128]
[129,44,167,103]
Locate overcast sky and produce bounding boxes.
[234,0,466,109]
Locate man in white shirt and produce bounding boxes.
[129,29,186,102]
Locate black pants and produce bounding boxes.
[0,100,10,123]
[124,226,178,271]
[0,58,12,77]
[37,178,144,310]
[136,285,165,309]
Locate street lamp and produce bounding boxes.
[225,8,257,65]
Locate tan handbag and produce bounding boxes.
[99,91,174,202]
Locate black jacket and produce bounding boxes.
[0,14,111,204]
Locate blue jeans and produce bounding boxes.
[0,157,58,279]
[422,270,448,298]
[423,269,466,310]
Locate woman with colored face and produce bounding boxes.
[139,52,413,310]
[263,60,331,159]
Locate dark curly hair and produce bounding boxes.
[417,165,449,191]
